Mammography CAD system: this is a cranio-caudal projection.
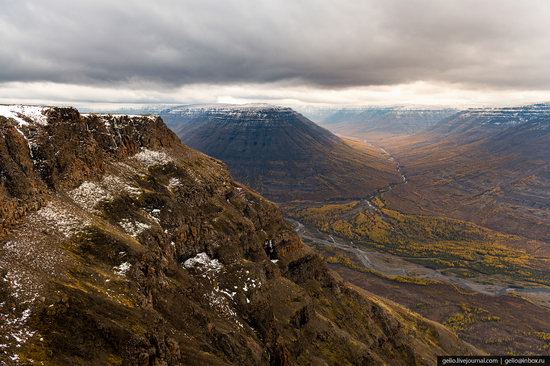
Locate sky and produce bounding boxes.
[1,0,550,108]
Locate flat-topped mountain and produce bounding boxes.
[298,106,457,139]
[161,103,293,125]
[429,103,548,130]
[162,104,400,201]
[0,105,477,364]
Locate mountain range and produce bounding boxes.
[0,105,477,364]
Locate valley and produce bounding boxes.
[282,138,550,355]
[287,216,550,354]
[153,102,550,356]
[299,106,458,139]
[366,105,550,244]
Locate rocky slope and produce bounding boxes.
[161,104,400,202]
[0,105,478,365]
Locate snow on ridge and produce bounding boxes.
[82,113,158,120]
[464,103,550,115]
[458,104,550,128]
[165,105,299,123]
[173,102,288,110]
[0,105,49,126]
[0,105,44,164]
[166,103,293,116]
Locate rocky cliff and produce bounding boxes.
[0,105,477,365]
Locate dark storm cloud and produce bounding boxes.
[1,0,549,89]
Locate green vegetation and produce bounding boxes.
[532,332,550,351]
[301,202,359,231]
[290,197,550,285]
[444,303,500,332]
[533,332,550,341]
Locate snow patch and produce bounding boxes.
[132,148,174,167]
[147,208,161,224]
[181,253,243,326]
[68,175,143,211]
[183,253,223,274]
[33,202,90,238]
[119,219,151,237]
[168,177,182,190]
[0,274,37,357]
[207,290,244,328]
[68,181,113,211]
[102,175,142,197]
[114,262,131,276]
[0,105,49,126]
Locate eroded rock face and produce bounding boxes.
[0,106,477,365]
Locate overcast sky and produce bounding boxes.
[1,0,549,107]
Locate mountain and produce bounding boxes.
[161,104,400,202]
[429,103,550,145]
[297,106,457,140]
[382,103,550,243]
[0,105,477,364]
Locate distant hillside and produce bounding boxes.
[383,103,550,243]
[297,106,457,139]
[162,104,400,202]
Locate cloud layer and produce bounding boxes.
[1,0,549,105]
[0,0,550,104]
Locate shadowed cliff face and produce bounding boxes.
[0,106,478,365]
[162,104,400,202]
